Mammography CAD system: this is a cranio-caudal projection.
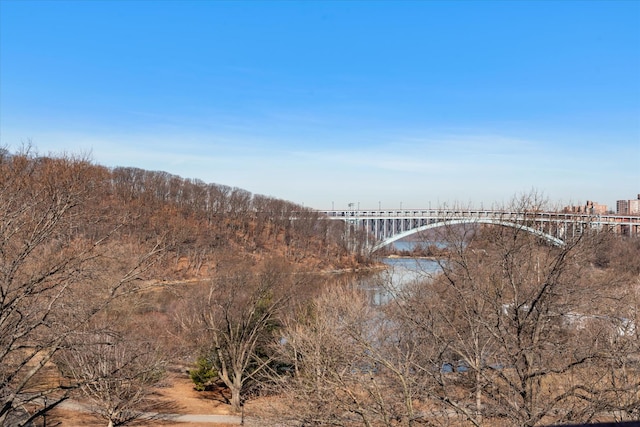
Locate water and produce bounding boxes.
[382,257,441,284]
[391,240,446,251]
[362,257,441,305]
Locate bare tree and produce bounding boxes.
[180,257,294,412]
[390,194,640,426]
[0,151,164,426]
[269,284,372,426]
[57,316,167,427]
[269,283,430,427]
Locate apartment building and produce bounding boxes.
[563,200,608,215]
[616,194,640,215]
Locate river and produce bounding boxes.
[362,256,441,305]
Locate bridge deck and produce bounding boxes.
[320,209,640,249]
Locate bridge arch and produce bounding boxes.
[372,218,566,252]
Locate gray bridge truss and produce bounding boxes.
[321,208,640,251]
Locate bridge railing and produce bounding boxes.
[320,209,640,223]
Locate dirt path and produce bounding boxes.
[47,372,261,426]
[57,400,244,425]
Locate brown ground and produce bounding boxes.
[46,371,247,427]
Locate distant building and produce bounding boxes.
[616,194,640,216]
[563,200,608,215]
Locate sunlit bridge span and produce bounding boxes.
[321,208,640,251]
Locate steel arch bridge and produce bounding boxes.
[321,208,640,251]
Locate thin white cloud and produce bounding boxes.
[3,125,637,211]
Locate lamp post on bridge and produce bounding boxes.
[346,203,355,252]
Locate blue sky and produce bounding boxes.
[1,1,639,210]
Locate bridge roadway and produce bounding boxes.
[321,208,640,250]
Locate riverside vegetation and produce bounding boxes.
[1,149,639,426]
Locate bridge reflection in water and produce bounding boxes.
[321,208,640,251]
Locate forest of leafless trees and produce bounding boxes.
[1,149,639,426]
[266,197,640,427]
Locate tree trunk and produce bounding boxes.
[475,367,483,426]
[230,384,241,413]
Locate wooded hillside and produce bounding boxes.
[5,150,361,279]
